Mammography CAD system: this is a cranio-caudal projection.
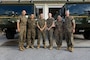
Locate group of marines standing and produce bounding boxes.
[17,10,75,52]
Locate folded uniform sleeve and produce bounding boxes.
[17,16,21,23]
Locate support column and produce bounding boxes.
[43,4,48,20]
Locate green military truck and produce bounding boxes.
[62,2,90,39]
[0,1,35,39]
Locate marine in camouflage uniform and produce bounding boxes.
[55,15,63,50]
[37,13,46,49]
[17,10,27,51]
[46,13,55,50]
[26,14,36,49]
[64,10,75,52]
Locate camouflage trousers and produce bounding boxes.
[65,31,74,48]
[19,26,26,47]
[55,30,63,47]
[27,29,36,46]
[47,29,53,47]
[37,29,46,45]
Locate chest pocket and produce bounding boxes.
[56,22,62,29]
[65,17,72,28]
[28,20,35,28]
[47,19,53,27]
[38,19,45,28]
[20,16,27,26]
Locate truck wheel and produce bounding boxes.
[83,31,90,40]
[6,32,14,39]
[5,29,15,39]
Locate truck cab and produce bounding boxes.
[0,1,35,39]
[61,2,90,39]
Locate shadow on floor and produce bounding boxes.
[0,40,18,47]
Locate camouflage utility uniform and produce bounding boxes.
[17,15,27,49]
[55,20,63,49]
[27,19,36,48]
[64,16,75,50]
[37,19,46,48]
[46,18,54,48]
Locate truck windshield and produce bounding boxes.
[66,3,90,16]
[0,4,34,16]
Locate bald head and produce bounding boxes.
[65,10,70,16]
[22,10,26,16]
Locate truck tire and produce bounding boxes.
[83,31,90,40]
[5,29,15,39]
[6,32,14,39]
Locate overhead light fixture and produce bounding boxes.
[31,0,33,3]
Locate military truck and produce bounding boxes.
[61,2,90,39]
[0,1,35,39]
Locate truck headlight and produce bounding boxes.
[88,20,90,23]
[12,21,15,23]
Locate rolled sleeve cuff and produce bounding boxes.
[17,20,20,22]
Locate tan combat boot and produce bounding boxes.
[21,46,25,50]
[37,44,40,49]
[67,47,73,52]
[44,44,47,49]
[19,47,24,51]
[49,46,53,50]
[48,45,53,50]
[31,45,34,49]
[26,45,30,49]
[57,45,61,50]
